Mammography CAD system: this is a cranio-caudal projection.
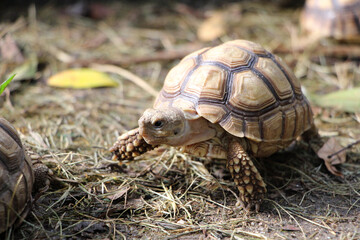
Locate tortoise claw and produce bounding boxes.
[236,197,262,213]
[110,128,156,160]
[255,202,260,212]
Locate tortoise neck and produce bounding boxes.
[175,117,217,146]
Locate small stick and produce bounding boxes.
[328,139,360,159]
[274,44,360,59]
[91,63,158,97]
[71,44,202,67]
[115,48,196,65]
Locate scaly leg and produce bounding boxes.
[227,138,266,212]
[110,128,156,160]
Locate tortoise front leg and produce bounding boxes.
[110,128,156,160]
[227,138,266,212]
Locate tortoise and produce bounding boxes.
[110,39,319,211]
[300,0,360,40]
[0,118,52,234]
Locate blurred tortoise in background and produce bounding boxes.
[111,39,320,211]
[301,0,360,41]
[0,118,52,234]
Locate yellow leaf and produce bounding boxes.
[47,68,118,89]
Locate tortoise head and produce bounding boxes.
[139,107,188,146]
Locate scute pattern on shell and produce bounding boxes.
[0,118,34,234]
[154,40,313,157]
[301,0,360,39]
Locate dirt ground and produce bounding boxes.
[0,1,359,239]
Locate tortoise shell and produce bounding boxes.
[301,0,360,40]
[0,118,34,234]
[154,40,313,157]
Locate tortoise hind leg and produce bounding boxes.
[301,123,320,142]
[301,123,324,152]
[227,138,266,212]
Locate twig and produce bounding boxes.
[164,230,201,240]
[72,44,202,67]
[274,44,360,59]
[112,48,196,64]
[0,17,26,38]
[269,200,307,239]
[212,228,268,240]
[328,139,360,159]
[98,22,125,51]
[91,63,158,97]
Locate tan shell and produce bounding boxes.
[0,118,34,234]
[154,40,313,157]
[301,0,360,40]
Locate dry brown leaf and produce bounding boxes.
[317,137,346,177]
[197,11,226,42]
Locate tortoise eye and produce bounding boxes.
[153,120,164,128]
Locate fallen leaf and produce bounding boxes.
[197,11,226,42]
[311,88,360,113]
[47,68,118,89]
[317,137,346,177]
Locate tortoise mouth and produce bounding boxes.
[143,137,163,146]
[139,124,186,146]
[139,126,167,145]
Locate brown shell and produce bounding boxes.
[0,118,34,234]
[154,40,313,157]
[301,0,360,40]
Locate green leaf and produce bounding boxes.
[0,74,16,95]
[311,87,360,113]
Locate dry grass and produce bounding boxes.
[0,1,359,239]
